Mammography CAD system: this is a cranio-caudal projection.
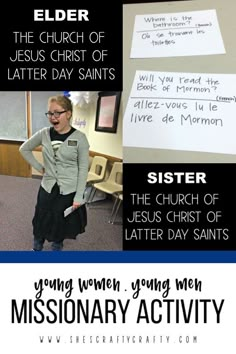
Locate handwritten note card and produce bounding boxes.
[123,70,236,155]
[130,9,225,58]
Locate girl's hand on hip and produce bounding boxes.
[72,202,80,210]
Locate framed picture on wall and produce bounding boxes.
[95,91,121,133]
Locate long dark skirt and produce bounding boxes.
[32,184,87,242]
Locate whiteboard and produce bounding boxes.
[31,91,63,134]
[0,92,27,141]
[123,0,236,162]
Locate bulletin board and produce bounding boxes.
[31,91,63,134]
[0,92,27,141]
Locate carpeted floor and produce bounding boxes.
[0,175,122,251]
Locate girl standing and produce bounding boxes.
[20,95,89,250]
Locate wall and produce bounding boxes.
[72,98,123,159]
[123,0,236,162]
[0,91,122,177]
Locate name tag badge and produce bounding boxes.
[68,140,78,147]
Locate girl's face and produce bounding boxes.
[48,101,72,134]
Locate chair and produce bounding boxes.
[108,192,123,224]
[86,156,108,203]
[87,156,108,184]
[89,162,123,205]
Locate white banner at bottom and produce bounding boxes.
[0,263,234,353]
